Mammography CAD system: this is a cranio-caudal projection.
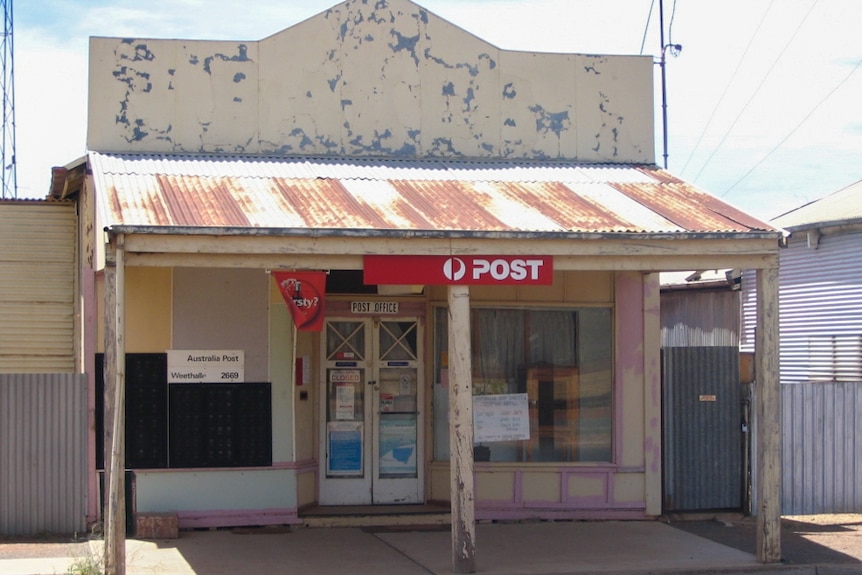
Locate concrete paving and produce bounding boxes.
[1,518,861,575]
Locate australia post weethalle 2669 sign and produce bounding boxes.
[364,255,553,286]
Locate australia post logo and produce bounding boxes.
[364,255,553,286]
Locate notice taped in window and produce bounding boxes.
[473,393,530,443]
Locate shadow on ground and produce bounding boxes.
[669,515,862,566]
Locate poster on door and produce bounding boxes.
[331,368,360,420]
[327,421,363,476]
[379,416,417,476]
[335,383,356,420]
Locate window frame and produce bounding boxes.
[432,304,614,464]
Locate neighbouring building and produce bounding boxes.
[742,179,862,515]
[0,199,87,535]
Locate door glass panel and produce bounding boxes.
[377,366,418,479]
[325,320,367,479]
[325,368,365,478]
[326,368,365,422]
[379,321,417,361]
[378,367,417,413]
[378,413,417,478]
[327,321,366,361]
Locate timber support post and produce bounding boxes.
[448,284,476,574]
[756,266,781,563]
[104,234,127,575]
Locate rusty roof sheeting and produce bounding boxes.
[90,153,780,236]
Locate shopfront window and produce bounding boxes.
[433,307,613,463]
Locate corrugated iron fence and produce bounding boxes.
[0,373,88,535]
[782,381,862,514]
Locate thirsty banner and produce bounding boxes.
[272,271,326,331]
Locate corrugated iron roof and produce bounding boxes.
[90,152,780,237]
[772,179,862,231]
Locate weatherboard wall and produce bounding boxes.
[0,201,78,373]
[87,0,653,162]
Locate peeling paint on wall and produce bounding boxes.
[529,104,570,138]
[119,39,155,62]
[389,30,420,65]
[202,44,252,74]
[88,0,654,162]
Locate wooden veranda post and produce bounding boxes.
[756,266,781,563]
[447,285,476,573]
[104,236,127,575]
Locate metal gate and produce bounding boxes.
[662,347,744,511]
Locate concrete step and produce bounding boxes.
[300,504,451,528]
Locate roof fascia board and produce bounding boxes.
[781,219,862,235]
[117,232,780,260]
[122,251,777,273]
[105,225,784,243]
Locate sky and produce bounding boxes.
[12,0,862,221]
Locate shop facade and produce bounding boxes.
[50,0,784,563]
[71,151,780,528]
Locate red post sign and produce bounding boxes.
[363,255,553,286]
[272,271,327,331]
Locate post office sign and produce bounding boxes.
[364,255,553,286]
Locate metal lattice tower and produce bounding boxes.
[1,0,15,199]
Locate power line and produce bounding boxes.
[640,0,655,55]
[720,55,862,198]
[693,0,819,184]
[679,0,777,178]
[667,0,678,45]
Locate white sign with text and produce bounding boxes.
[472,393,530,443]
[167,350,245,383]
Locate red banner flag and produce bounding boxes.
[272,271,327,331]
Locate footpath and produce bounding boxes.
[0,514,860,575]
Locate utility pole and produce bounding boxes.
[658,0,681,170]
[0,0,15,198]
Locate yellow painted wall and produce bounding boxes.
[268,279,319,463]
[297,470,317,508]
[522,471,560,503]
[475,470,515,501]
[616,272,646,470]
[566,472,608,500]
[95,267,172,353]
[614,472,646,504]
[428,463,450,504]
[269,282,295,463]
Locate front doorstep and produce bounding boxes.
[300,504,451,528]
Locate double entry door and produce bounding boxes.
[319,317,423,505]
